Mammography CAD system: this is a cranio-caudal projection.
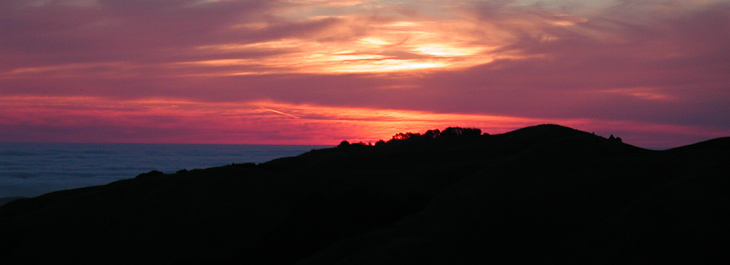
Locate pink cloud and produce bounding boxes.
[0,0,728,148]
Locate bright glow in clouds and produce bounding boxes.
[1,0,729,148]
[191,19,497,74]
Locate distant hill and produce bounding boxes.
[1,124,728,264]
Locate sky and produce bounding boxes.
[1,0,729,148]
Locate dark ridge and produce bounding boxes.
[0,197,25,207]
[668,136,730,152]
[1,125,728,265]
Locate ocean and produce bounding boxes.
[0,143,327,199]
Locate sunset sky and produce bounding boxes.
[1,0,729,148]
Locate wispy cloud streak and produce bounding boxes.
[1,96,724,148]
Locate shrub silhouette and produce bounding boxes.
[391,132,422,141]
[608,134,623,143]
[441,127,482,138]
[134,170,164,179]
[387,127,484,143]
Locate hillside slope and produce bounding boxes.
[1,124,728,264]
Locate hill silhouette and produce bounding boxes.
[1,124,728,264]
[0,197,25,207]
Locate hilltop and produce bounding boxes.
[1,124,728,264]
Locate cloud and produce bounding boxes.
[404,0,730,125]
[0,0,728,147]
[0,0,274,68]
[1,95,724,148]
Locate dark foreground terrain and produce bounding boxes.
[0,197,25,207]
[1,125,728,264]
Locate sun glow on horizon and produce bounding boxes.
[1,95,724,148]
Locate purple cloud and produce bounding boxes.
[0,0,728,148]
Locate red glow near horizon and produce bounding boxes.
[1,96,724,149]
[1,0,729,149]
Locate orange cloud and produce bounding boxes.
[186,17,501,74]
[601,87,677,101]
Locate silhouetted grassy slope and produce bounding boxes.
[1,124,728,264]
